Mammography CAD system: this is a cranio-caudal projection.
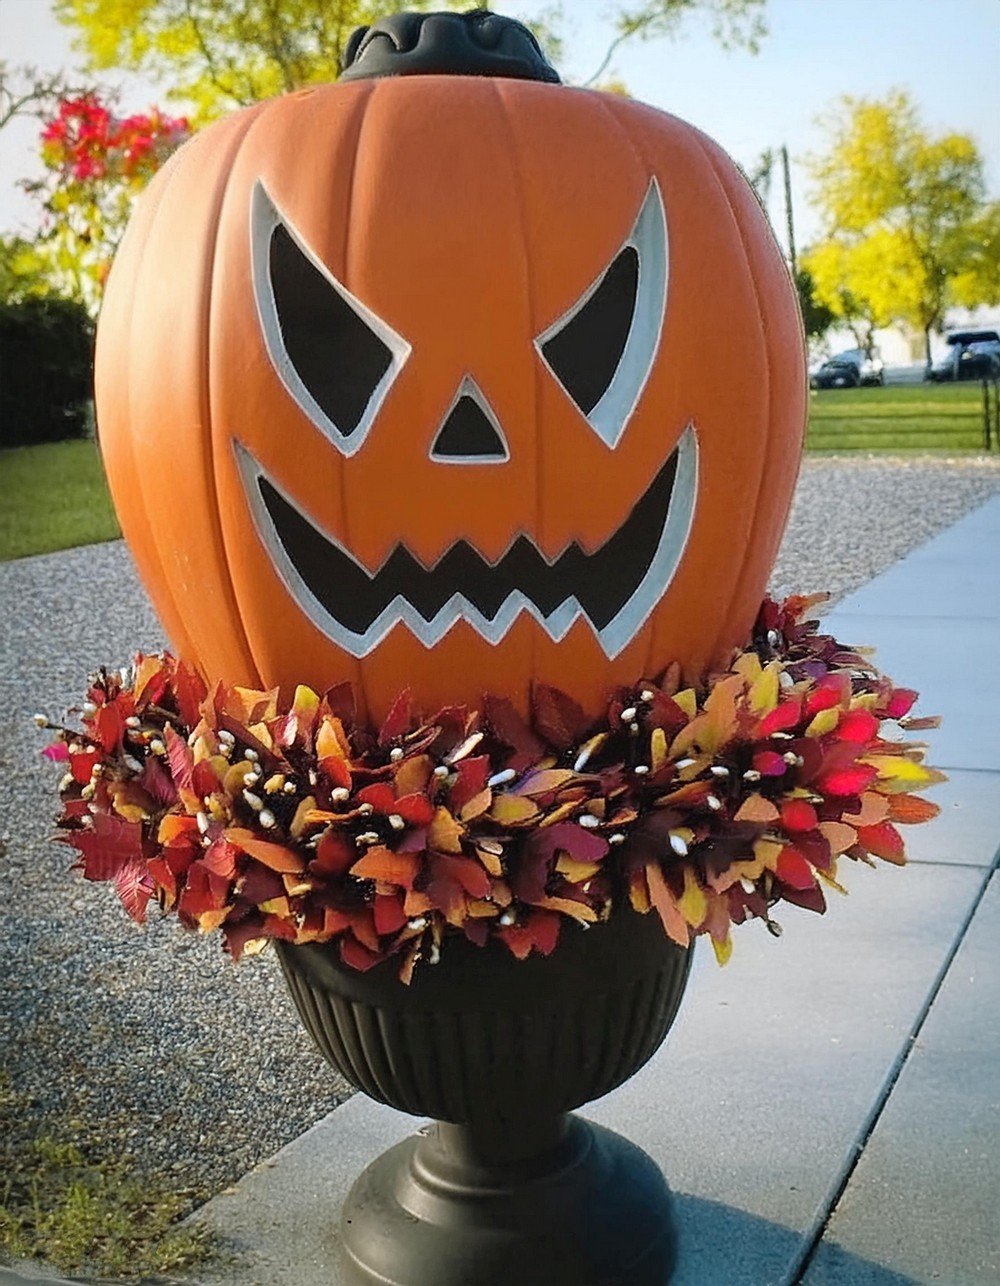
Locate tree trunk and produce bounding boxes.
[924,325,933,368]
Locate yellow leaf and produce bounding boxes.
[535,896,598,923]
[259,896,291,917]
[673,688,697,719]
[428,807,464,854]
[678,866,707,928]
[395,754,433,797]
[629,868,651,913]
[224,759,255,795]
[816,864,848,895]
[650,726,668,774]
[733,651,762,683]
[862,756,945,789]
[467,899,499,918]
[460,789,493,822]
[490,794,540,826]
[292,685,319,720]
[474,845,504,877]
[753,838,784,872]
[749,662,780,715]
[290,795,317,840]
[711,932,733,965]
[248,721,273,751]
[198,908,230,933]
[316,716,350,762]
[555,854,602,883]
[515,769,577,796]
[806,707,840,737]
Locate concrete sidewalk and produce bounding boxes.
[182,497,1000,1285]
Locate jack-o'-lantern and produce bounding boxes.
[95,9,806,725]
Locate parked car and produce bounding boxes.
[926,330,1000,382]
[810,348,884,390]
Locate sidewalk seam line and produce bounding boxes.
[785,852,999,1285]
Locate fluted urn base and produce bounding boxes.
[278,907,691,1285]
[340,1114,676,1286]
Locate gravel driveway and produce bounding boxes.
[2,455,998,1207]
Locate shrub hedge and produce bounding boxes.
[0,296,94,449]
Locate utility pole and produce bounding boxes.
[780,144,797,276]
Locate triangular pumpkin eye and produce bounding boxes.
[536,181,668,449]
[251,182,410,455]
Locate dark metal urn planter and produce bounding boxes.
[277,905,693,1286]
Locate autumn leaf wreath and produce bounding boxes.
[40,594,943,982]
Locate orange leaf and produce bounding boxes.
[224,828,304,873]
[428,807,464,854]
[157,814,198,845]
[888,793,941,825]
[490,794,540,826]
[734,793,779,824]
[818,821,858,855]
[535,896,598,923]
[646,861,689,947]
[350,846,422,889]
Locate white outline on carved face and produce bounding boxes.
[429,375,510,464]
[535,179,668,450]
[233,425,698,659]
[250,180,411,457]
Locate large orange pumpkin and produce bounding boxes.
[95,11,806,725]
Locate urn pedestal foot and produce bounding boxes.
[339,1113,676,1286]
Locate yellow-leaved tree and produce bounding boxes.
[803,90,995,365]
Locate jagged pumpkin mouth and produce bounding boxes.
[235,425,697,658]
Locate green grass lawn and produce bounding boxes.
[807,381,990,452]
[0,439,120,562]
[0,385,995,562]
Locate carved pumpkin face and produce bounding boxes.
[96,76,805,723]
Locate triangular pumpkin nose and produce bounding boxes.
[430,378,509,462]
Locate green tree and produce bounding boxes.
[805,90,988,365]
[793,268,835,343]
[55,1,467,120]
[56,1,768,117]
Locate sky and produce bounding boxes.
[1,0,998,257]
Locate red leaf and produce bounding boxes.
[448,756,490,811]
[173,662,207,728]
[756,699,801,738]
[379,690,412,746]
[432,854,490,899]
[201,838,240,879]
[373,893,407,936]
[139,756,178,807]
[340,935,384,972]
[178,861,230,917]
[780,882,827,913]
[70,749,101,785]
[483,694,545,769]
[463,919,490,947]
[262,913,298,941]
[164,725,194,794]
[781,800,818,833]
[238,863,285,905]
[357,783,396,813]
[322,681,357,730]
[396,793,436,827]
[114,857,153,923]
[222,914,267,960]
[64,812,143,881]
[775,845,817,891]
[192,759,221,799]
[93,701,125,753]
[838,709,879,744]
[753,750,786,777]
[497,909,561,960]
[816,764,878,797]
[857,821,906,864]
[532,683,590,750]
[885,688,918,719]
[310,831,356,879]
